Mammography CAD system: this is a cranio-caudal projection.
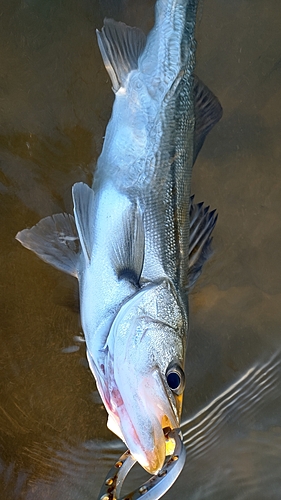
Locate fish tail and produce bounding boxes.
[139,0,198,84]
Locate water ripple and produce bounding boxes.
[181,351,281,460]
[177,351,281,499]
[2,353,281,499]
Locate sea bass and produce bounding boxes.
[16,0,222,475]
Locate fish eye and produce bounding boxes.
[165,363,185,395]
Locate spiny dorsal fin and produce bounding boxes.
[16,213,80,277]
[187,196,218,288]
[97,18,147,92]
[194,76,223,162]
[110,203,144,286]
[72,182,95,264]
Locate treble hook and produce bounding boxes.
[97,428,186,500]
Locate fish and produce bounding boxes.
[16,0,222,476]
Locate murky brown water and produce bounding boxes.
[1,1,281,498]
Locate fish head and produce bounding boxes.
[97,281,187,474]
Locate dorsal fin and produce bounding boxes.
[193,76,223,162]
[72,182,95,264]
[187,196,218,288]
[16,213,80,277]
[96,18,147,92]
[110,203,144,286]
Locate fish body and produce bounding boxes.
[16,0,222,475]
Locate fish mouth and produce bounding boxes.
[107,371,181,475]
[87,350,183,474]
[121,414,179,475]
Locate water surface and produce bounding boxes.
[1,1,281,498]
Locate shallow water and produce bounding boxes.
[1,1,281,499]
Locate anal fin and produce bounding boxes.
[97,18,146,92]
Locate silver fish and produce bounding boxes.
[16,0,221,476]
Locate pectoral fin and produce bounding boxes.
[72,182,95,265]
[97,18,146,92]
[110,204,145,287]
[193,76,223,162]
[187,197,218,288]
[16,213,80,277]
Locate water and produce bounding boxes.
[1,1,281,498]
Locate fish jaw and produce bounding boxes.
[116,369,180,474]
[102,282,186,474]
[88,348,175,474]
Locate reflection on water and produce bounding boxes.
[1,350,281,499]
[182,352,281,498]
[0,0,281,499]
[183,351,281,456]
